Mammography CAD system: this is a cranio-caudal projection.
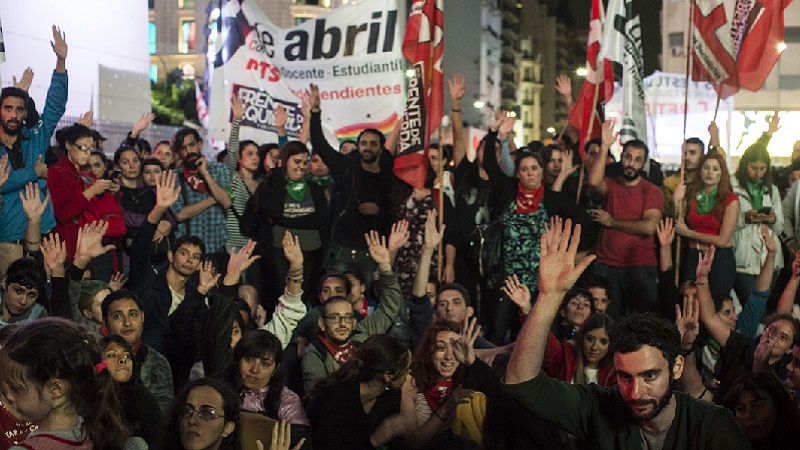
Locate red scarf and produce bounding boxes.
[424,378,454,411]
[357,298,369,318]
[182,166,208,193]
[0,399,35,448]
[317,332,358,365]
[516,184,544,214]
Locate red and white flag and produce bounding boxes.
[735,0,793,91]
[568,0,612,158]
[691,0,739,98]
[396,0,443,189]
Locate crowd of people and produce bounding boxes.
[2,24,800,450]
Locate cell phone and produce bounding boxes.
[758,207,772,215]
[104,169,121,181]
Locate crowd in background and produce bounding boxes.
[2,24,800,450]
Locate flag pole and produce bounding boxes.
[712,94,722,122]
[676,0,696,287]
[575,74,603,203]
[437,123,445,282]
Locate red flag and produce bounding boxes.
[568,0,611,158]
[736,0,793,91]
[691,0,739,98]
[396,0,443,189]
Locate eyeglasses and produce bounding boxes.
[180,404,223,421]
[75,144,95,153]
[323,313,355,323]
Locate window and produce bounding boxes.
[148,0,155,8]
[786,27,800,44]
[779,75,800,90]
[294,16,311,26]
[150,65,158,84]
[668,32,683,48]
[178,0,195,8]
[179,20,196,54]
[149,22,157,54]
[207,9,220,57]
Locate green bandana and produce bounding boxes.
[286,176,308,203]
[309,174,334,187]
[695,187,718,215]
[745,180,766,211]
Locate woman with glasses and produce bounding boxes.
[158,378,241,450]
[48,124,126,280]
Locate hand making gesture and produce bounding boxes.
[451,317,480,367]
[502,275,532,316]
[366,230,391,272]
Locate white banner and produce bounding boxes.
[208,0,405,145]
[606,72,735,166]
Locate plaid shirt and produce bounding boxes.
[172,161,230,253]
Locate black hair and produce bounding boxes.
[608,312,681,371]
[5,257,47,309]
[171,235,207,256]
[514,150,544,176]
[278,140,310,169]
[339,139,357,152]
[356,128,386,148]
[0,318,129,450]
[526,140,545,154]
[141,157,164,170]
[579,273,612,297]
[101,289,144,323]
[171,128,202,159]
[437,283,472,307]
[574,313,615,385]
[584,137,602,156]
[305,334,409,402]
[114,145,140,165]
[136,138,152,156]
[232,330,285,419]
[721,370,800,447]
[62,123,95,147]
[90,150,110,168]
[622,139,649,161]
[735,142,773,191]
[0,87,28,105]
[159,378,241,450]
[763,313,800,347]
[317,273,352,298]
[684,137,706,155]
[712,294,734,313]
[559,287,596,315]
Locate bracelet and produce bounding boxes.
[286,277,304,284]
[697,388,709,400]
[433,409,446,421]
[695,279,708,287]
[287,268,303,277]
[26,240,41,246]
[451,108,461,112]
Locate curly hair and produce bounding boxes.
[410,321,464,392]
[608,312,681,371]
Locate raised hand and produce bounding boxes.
[675,293,700,352]
[198,261,220,294]
[51,25,68,60]
[255,420,305,450]
[74,221,116,268]
[41,233,67,277]
[226,240,261,283]
[451,317,480,366]
[560,149,576,177]
[601,120,618,150]
[498,115,516,139]
[301,96,311,121]
[230,91,247,122]
[387,220,410,253]
[538,218,595,295]
[308,83,321,110]
[274,104,288,129]
[366,230,391,270]
[767,111,781,135]
[19,182,49,221]
[695,246,715,281]
[132,112,156,136]
[656,218,675,247]
[155,171,181,209]
[502,274,531,315]
[760,225,777,254]
[77,111,94,128]
[555,74,572,98]
[423,210,445,250]
[108,272,128,292]
[282,231,303,270]
[448,73,465,103]
[13,68,34,92]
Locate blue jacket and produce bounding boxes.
[0,70,67,242]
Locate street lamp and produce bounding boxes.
[575,67,588,77]
[777,42,788,52]
[546,127,556,134]
[473,100,485,109]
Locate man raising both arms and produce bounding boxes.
[504,218,749,449]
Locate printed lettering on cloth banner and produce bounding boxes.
[600,0,647,145]
[207,0,405,146]
[394,64,427,188]
[0,15,5,64]
[691,0,739,98]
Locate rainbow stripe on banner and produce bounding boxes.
[334,112,399,142]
